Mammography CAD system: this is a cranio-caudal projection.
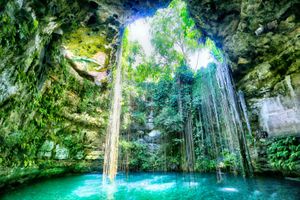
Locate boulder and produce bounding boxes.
[145,130,161,143]
[147,143,160,153]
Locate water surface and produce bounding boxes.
[1,173,300,200]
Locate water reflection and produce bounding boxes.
[1,173,300,200]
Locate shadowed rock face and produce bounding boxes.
[93,0,172,23]
[0,0,172,190]
[188,0,300,137]
[0,0,299,189]
[0,0,173,108]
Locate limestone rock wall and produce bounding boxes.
[0,0,110,189]
[188,0,300,137]
[0,0,172,190]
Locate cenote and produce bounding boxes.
[1,0,300,199]
[2,173,300,200]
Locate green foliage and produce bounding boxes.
[155,107,183,133]
[150,0,200,67]
[0,0,112,174]
[119,140,149,171]
[131,111,147,125]
[0,39,109,169]
[175,65,194,84]
[120,140,167,171]
[222,150,238,171]
[195,157,216,172]
[119,0,229,173]
[120,0,200,172]
[267,136,300,171]
[205,38,223,62]
[152,80,173,107]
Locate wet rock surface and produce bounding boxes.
[0,0,171,190]
[188,0,300,137]
[38,140,55,158]
[55,145,69,160]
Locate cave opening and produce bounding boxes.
[102,0,253,182]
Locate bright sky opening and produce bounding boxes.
[189,48,214,70]
[128,18,153,57]
[128,18,214,70]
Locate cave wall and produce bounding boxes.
[0,0,171,190]
[0,0,112,188]
[188,0,300,176]
[188,0,300,137]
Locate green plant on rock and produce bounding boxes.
[222,150,238,172]
[195,157,216,172]
[267,136,300,171]
[119,140,150,171]
[155,107,183,133]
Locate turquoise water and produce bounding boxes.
[1,173,299,200]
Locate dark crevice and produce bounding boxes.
[217,10,240,23]
[87,14,97,25]
[89,1,99,9]
[279,3,300,21]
